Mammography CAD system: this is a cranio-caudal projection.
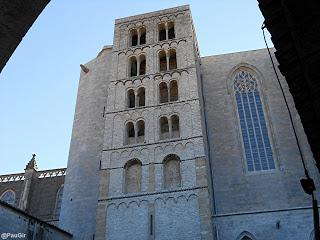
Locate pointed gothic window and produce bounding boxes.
[54,186,64,219]
[125,159,142,193]
[233,70,275,172]
[0,190,15,205]
[164,154,181,189]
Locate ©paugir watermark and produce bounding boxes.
[1,233,26,239]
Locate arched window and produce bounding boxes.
[171,115,180,138]
[159,50,167,72]
[126,122,135,145]
[139,54,146,75]
[127,89,135,108]
[241,237,252,240]
[125,159,142,193]
[129,56,137,77]
[137,87,145,107]
[160,116,169,140]
[163,154,181,189]
[233,70,275,172]
[0,189,15,205]
[169,80,178,101]
[130,29,138,47]
[168,21,175,39]
[54,186,64,219]
[169,49,177,70]
[159,82,168,103]
[137,120,145,143]
[139,27,146,45]
[158,23,166,41]
[237,231,255,240]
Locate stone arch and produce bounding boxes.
[129,28,138,47]
[170,114,180,138]
[127,88,135,108]
[158,22,166,41]
[125,121,135,145]
[159,81,169,103]
[139,54,146,75]
[136,119,145,143]
[139,26,146,45]
[168,21,175,39]
[163,154,181,189]
[159,116,169,140]
[169,48,177,70]
[124,159,142,193]
[169,79,178,101]
[129,55,137,77]
[0,189,15,205]
[159,50,167,72]
[236,231,256,240]
[137,87,145,107]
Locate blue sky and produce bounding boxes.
[0,0,272,174]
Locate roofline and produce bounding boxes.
[115,5,190,25]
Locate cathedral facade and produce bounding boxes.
[1,5,319,240]
[59,5,320,240]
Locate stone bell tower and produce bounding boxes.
[94,5,213,240]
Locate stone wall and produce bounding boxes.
[0,201,71,240]
[200,48,319,239]
[0,168,65,223]
[59,46,113,239]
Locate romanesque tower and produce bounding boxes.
[92,5,213,240]
[60,5,213,240]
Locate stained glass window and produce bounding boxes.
[234,70,275,172]
[0,190,15,205]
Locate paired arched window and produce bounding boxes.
[159,80,178,103]
[125,120,145,145]
[129,54,146,77]
[163,154,181,189]
[127,87,145,108]
[0,189,15,205]
[158,21,175,41]
[233,70,275,172]
[54,185,64,219]
[158,49,177,72]
[125,159,142,193]
[159,115,180,140]
[129,27,146,47]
